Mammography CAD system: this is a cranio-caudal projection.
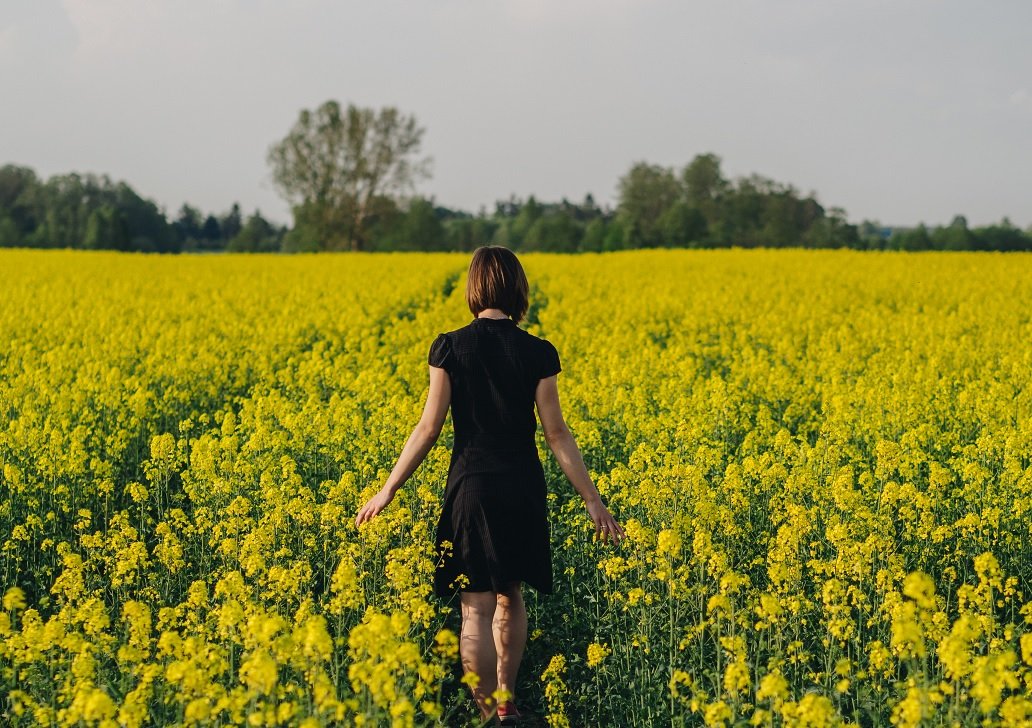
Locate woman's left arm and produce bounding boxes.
[354,364,451,527]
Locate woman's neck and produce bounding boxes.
[476,308,509,320]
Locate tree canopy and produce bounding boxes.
[267,100,432,251]
[0,164,285,253]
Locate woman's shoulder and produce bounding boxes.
[518,326,555,347]
[443,320,551,348]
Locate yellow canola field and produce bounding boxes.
[2,248,1032,727]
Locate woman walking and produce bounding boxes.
[355,245,625,725]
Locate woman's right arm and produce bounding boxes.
[535,375,626,546]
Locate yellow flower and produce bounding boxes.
[184,698,211,723]
[296,613,333,662]
[780,692,838,726]
[434,628,459,660]
[586,642,611,668]
[902,571,936,610]
[240,648,278,695]
[891,685,933,728]
[722,659,750,696]
[756,671,788,703]
[3,586,26,611]
[82,686,118,721]
[668,669,693,699]
[657,528,683,558]
[969,649,1019,714]
[703,700,732,727]
[1000,696,1032,724]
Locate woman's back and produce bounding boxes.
[429,316,561,452]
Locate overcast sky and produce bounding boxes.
[2,0,1030,228]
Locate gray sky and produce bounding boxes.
[2,0,1030,228]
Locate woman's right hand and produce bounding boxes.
[585,498,626,546]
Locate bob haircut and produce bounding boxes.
[465,245,530,325]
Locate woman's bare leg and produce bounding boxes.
[493,581,527,702]
[460,590,499,719]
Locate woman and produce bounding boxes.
[355,245,625,725]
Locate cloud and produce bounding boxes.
[1010,88,1030,110]
[60,0,240,63]
[0,0,76,62]
[500,0,645,23]
[61,0,161,58]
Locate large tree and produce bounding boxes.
[267,100,432,251]
[682,153,727,207]
[615,162,682,247]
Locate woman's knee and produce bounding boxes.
[495,580,522,606]
[461,590,497,618]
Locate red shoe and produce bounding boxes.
[496,700,522,725]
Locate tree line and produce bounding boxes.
[2,100,1030,253]
[0,166,287,253]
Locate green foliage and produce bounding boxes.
[4,170,174,251]
[0,164,292,253]
[884,216,1032,253]
[82,206,129,250]
[658,201,707,248]
[580,218,606,252]
[615,162,682,248]
[266,100,432,251]
[227,210,283,253]
[524,212,582,252]
[615,157,845,249]
[367,197,446,252]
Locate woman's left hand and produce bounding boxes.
[355,486,396,527]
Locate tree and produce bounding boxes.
[510,195,542,248]
[523,212,581,252]
[0,216,19,247]
[201,215,222,245]
[112,180,175,252]
[857,220,888,250]
[173,204,204,247]
[398,197,445,250]
[445,216,494,252]
[83,206,128,249]
[581,218,607,252]
[220,203,243,241]
[682,153,727,207]
[892,224,932,251]
[602,218,626,251]
[658,201,707,247]
[371,196,444,251]
[931,215,974,251]
[15,172,172,251]
[973,217,1029,252]
[615,162,682,247]
[267,100,432,251]
[228,210,282,252]
[0,165,40,240]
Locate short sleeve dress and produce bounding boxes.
[427,315,562,597]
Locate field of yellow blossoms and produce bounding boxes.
[2,247,1032,727]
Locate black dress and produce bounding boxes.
[427,315,562,597]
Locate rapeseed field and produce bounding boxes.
[2,248,1032,726]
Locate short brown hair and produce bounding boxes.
[466,246,530,324]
